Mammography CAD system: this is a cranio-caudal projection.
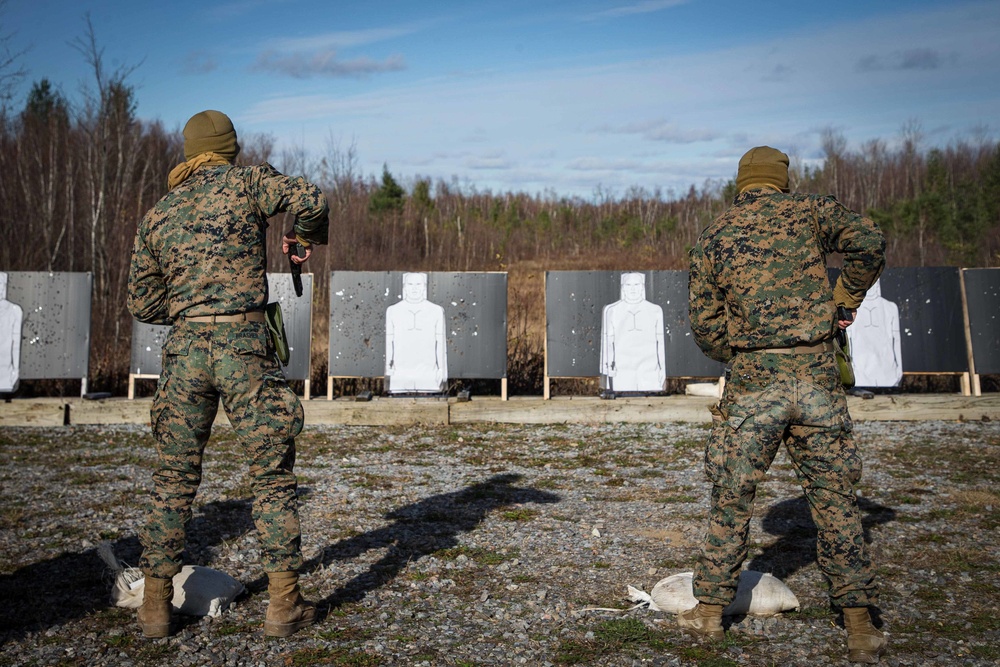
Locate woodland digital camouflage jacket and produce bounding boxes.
[127,163,329,325]
[688,189,885,363]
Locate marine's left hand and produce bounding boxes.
[837,308,857,329]
[282,232,312,263]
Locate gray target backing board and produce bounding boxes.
[544,271,724,380]
[963,268,1000,375]
[329,271,507,380]
[5,271,92,380]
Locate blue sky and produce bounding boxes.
[4,0,999,198]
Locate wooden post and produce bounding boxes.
[959,269,980,397]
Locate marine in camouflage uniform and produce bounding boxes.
[681,147,888,664]
[126,110,328,638]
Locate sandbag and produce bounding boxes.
[628,570,799,617]
[98,542,244,618]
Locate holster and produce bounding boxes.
[834,306,856,389]
[264,302,290,365]
[834,336,855,389]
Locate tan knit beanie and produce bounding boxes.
[736,146,789,193]
[182,110,240,161]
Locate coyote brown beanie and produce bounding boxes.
[736,146,789,193]
[183,110,240,161]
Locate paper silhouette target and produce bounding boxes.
[385,272,448,393]
[0,272,24,392]
[600,273,666,392]
[846,279,903,388]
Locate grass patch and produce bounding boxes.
[316,626,374,642]
[279,646,381,666]
[794,605,832,620]
[500,508,540,522]
[555,618,685,665]
[434,545,520,565]
[655,493,700,504]
[214,620,258,636]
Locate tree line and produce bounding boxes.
[1,47,998,396]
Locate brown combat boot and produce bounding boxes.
[843,607,887,664]
[677,603,725,640]
[264,571,317,637]
[137,574,173,638]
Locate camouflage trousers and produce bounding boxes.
[139,321,305,579]
[693,350,878,609]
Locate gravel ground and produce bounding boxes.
[1,418,999,666]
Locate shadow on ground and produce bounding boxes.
[0,474,561,641]
[298,472,561,617]
[747,494,897,581]
[0,498,257,642]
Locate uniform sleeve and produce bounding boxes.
[249,163,330,246]
[816,197,886,309]
[688,241,733,363]
[126,227,172,325]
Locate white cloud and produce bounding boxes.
[262,25,426,52]
[855,48,957,72]
[600,119,721,144]
[581,0,690,21]
[466,154,514,170]
[253,50,406,78]
[180,51,218,75]
[240,1,1000,197]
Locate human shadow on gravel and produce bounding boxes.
[0,498,255,642]
[298,473,561,617]
[746,494,897,582]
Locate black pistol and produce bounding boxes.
[835,305,853,346]
[289,242,305,297]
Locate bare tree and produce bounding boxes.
[0,0,27,109]
[820,126,848,197]
[859,138,887,211]
[70,15,143,299]
[899,118,924,199]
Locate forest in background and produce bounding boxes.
[1,29,999,397]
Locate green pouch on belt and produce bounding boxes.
[834,306,856,389]
[834,336,855,389]
[264,302,290,365]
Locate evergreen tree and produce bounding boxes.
[369,163,405,213]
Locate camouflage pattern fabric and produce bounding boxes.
[128,163,329,326]
[687,187,884,610]
[139,321,305,577]
[693,351,877,609]
[127,162,328,578]
[689,190,885,364]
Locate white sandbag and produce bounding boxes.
[629,570,799,617]
[685,381,722,398]
[98,542,244,617]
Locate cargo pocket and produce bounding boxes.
[151,336,192,439]
[231,333,303,442]
[800,380,845,429]
[705,389,777,492]
[704,401,748,487]
[231,334,270,397]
